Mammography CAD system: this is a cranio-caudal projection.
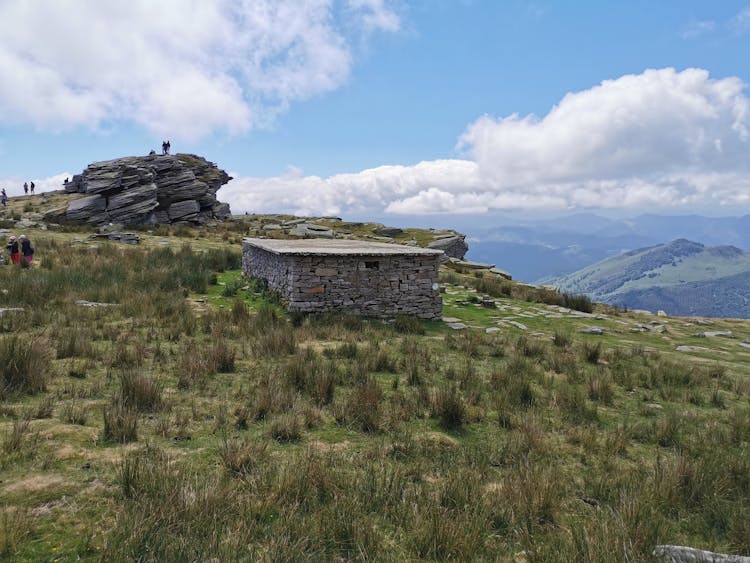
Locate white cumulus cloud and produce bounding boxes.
[0,0,399,139]
[221,67,750,216]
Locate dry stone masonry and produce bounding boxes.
[242,238,443,318]
[61,154,232,226]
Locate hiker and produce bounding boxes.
[63,177,69,185]
[19,235,33,266]
[6,235,19,265]
[165,140,171,155]
[30,182,35,194]
[149,149,156,156]
[1,188,6,207]
[161,141,167,155]
[23,182,28,195]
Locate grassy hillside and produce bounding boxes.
[552,239,750,318]
[0,199,749,560]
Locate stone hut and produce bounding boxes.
[242,238,443,318]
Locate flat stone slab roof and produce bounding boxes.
[243,237,443,256]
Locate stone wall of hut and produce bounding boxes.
[242,244,442,319]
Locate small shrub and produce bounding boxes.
[219,437,268,476]
[230,299,250,323]
[0,506,33,558]
[336,341,359,359]
[515,335,546,358]
[119,369,162,412]
[552,330,571,348]
[175,352,213,390]
[0,336,49,397]
[446,331,484,358]
[208,338,236,373]
[656,411,682,448]
[221,278,245,297]
[365,343,398,373]
[2,415,33,454]
[345,378,382,433]
[56,326,95,359]
[102,399,138,444]
[561,292,594,313]
[60,401,87,425]
[268,413,303,442]
[29,395,55,419]
[394,315,425,335]
[587,374,614,405]
[251,377,293,421]
[434,386,466,431]
[251,325,297,357]
[581,341,602,364]
[234,404,251,430]
[558,383,598,424]
[710,387,726,409]
[492,367,536,409]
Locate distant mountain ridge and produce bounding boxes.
[550,239,750,318]
[463,213,750,282]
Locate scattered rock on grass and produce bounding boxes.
[693,331,733,338]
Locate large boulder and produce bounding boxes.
[64,154,232,226]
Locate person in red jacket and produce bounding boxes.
[6,235,19,265]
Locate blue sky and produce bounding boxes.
[1,0,750,219]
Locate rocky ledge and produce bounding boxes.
[58,154,232,226]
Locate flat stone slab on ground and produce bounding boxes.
[0,307,25,314]
[653,544,750,563]
[450,259,495,270]
[75,300,117,307]
[581,326,606,335]
[676,345,711,353]
[739,342,750,349]
[693,330,733,338]
[447,322,468,330]
[569,311,597,318]
[489,268,512,280]
[505,320,527,331]
[442,316,462,323]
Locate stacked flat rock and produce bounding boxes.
[63,154,232,226]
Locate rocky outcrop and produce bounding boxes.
[427,234,469,260]
[63,154,232,226]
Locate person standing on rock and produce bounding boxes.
[19,235,33,267]
[6,235,19,265]
[23,182,28,195]
[1,188,6,207]
[165,140,171,155]
[30,182,35,194]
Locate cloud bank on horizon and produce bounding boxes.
[223,67,750,216]
[0,0,399,140]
